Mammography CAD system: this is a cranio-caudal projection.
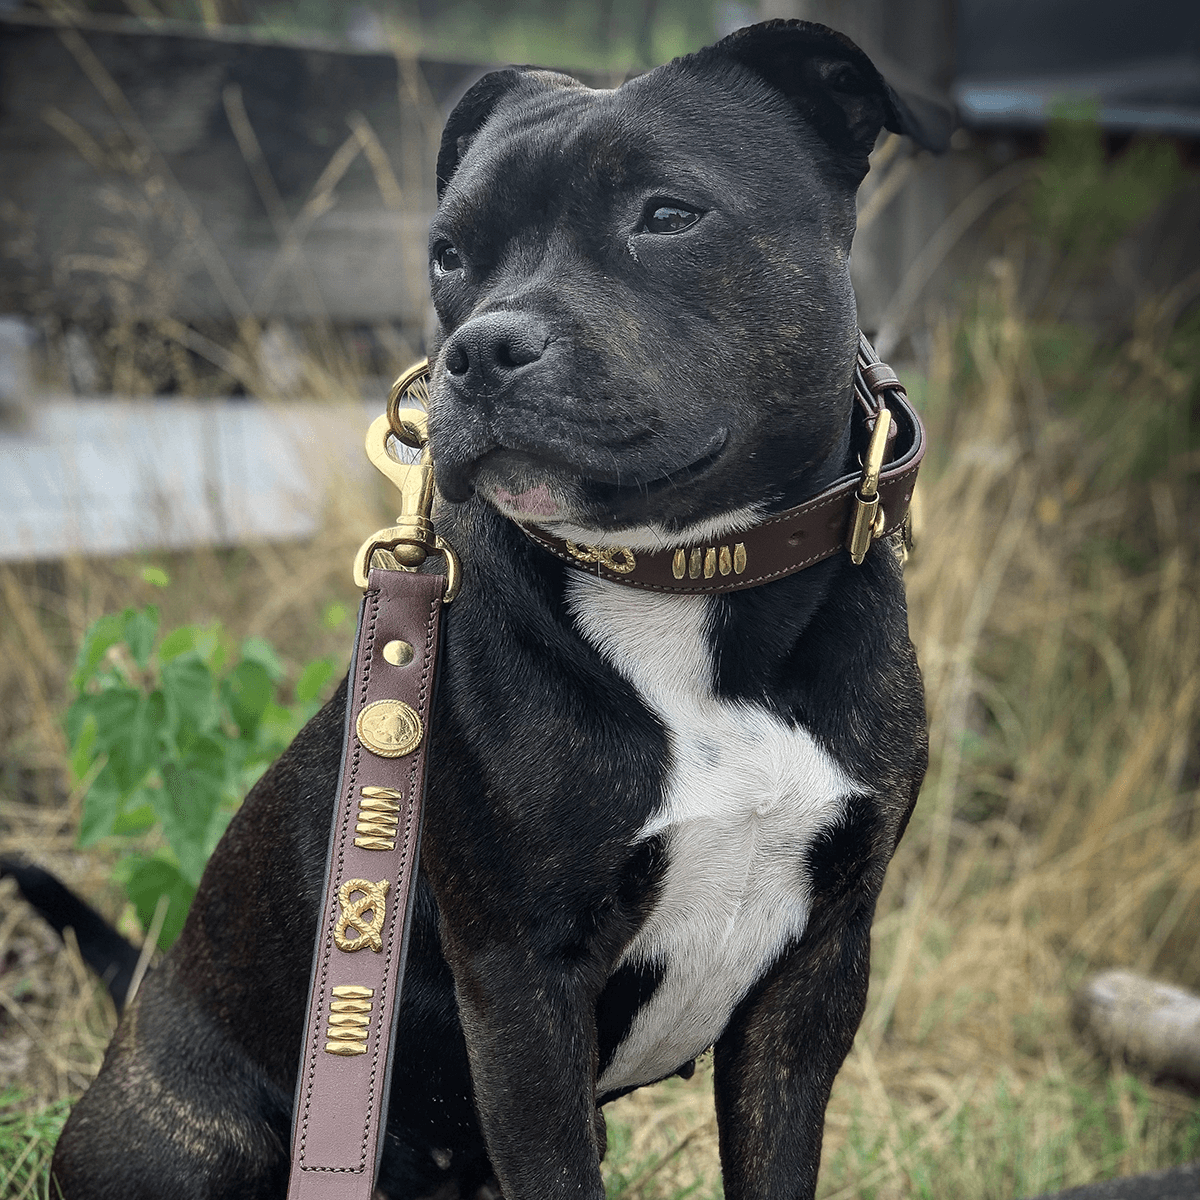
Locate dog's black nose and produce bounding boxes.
[444,312,548,389]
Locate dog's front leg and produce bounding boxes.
[449,943,607,1200]
[713,902,874,1200]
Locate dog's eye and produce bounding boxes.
[433,243,463,274]
[641,204,700,235]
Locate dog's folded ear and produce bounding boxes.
[692,19,952,178]
[437,69,525,200]
[436,68,583,200]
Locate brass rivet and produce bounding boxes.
[672,549,686,580]
[357,699,423,758]
[704,548,717,578]
[718,546,732,575]
[733,543,747,573]
[382,639,414,666]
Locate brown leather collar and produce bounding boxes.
[521,333,925,593]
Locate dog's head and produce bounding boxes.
[426,20,946,546]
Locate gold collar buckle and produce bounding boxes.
[845,407,892,566]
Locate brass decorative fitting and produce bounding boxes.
[564,541,637,574]
[353,360,461,598]
[333,879,390,954]
[324,985,374,1056]
[671,542,746,580]
[846,407,892,566]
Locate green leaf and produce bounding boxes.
[252,700,300,763]
[120,854,195,950]
[68,708,98,784]
[141,565,170,587]
[161,655,219,744]
[158,624,201,662]
[224,659,274,740]
[239,636,285,682]
[70,612,125,691]
[122,605,159,671]
[111,800,157,837]
[66,603,333,955]
[178,731,232,781]
[91,689,165,796]
[161,621,226,670]
[322,601,348,629]
[79,769,122,846]
[206,626,232,676]
[88,689,143,791]
[203,807,236,861]
[88,687,139,746]
[157,755,227,885]
[125,690,167,790]
[294,657,336,704]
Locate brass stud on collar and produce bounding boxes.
[382,639,414,666]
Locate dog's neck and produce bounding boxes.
[509,364,922,595]
[516,394,857,553]
[426,335,922,598]
[776,406,857,513]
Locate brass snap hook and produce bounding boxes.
[387,359,431,447]
[353,359,461,598]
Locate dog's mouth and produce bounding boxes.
[465,428,730,526]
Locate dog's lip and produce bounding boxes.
[489,481,564,518]
[472,426,730,503]
[634,427,730,494]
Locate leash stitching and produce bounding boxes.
[299,586,380,1173]
[359,582,438,1174]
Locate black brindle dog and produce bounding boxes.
[49,19,944,1200]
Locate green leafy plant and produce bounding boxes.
[66,586,338,950]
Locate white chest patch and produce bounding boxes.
[565,574,861,1096]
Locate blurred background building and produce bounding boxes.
[1,0,1198,557]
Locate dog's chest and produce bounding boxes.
[565,576,858,1095]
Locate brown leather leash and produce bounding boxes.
[287,369,458,1200]
[286,334,922,1197]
